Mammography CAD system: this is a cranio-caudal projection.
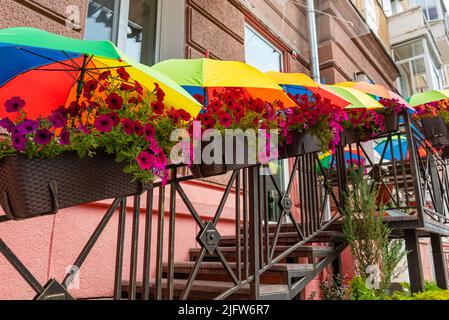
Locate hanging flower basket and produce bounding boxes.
[384,113,399,133]
[226,133,258,171]
[286,132,321,157]
[0,152,149,220]
[421,116,449,147]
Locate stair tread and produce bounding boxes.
[164,261,315,272]
[189,246,333,255]
[122,279,289,296]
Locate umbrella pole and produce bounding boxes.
[76,54,90,103]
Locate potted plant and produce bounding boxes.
[340,109,385,146]
[414,101,449,147]
[0,69,191,220]
[279,93,345,157]
[191,88,281,178]
[378,98,407,133]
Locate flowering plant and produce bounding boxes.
[342,109,385,141]
[195,88,281,132]
[0,67,192,183]
[378,98,408,116]
[413,100,449,125]
[281,93,346,152]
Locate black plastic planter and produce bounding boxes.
[421,116,449,147]
[384,113,399,133]
[339,128,359,146]
[0,152,149,221]
[286,132,321,157]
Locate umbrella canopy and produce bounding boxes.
[0,27,202,119]
[152,58,295,107]
[319,149,366,170]
[336,81,413,110]
[266,72,350,108]
[375,136,429,161]
[328,85,384,110]
[408,89,449,107]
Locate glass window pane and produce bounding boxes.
[393,40,424,61]
[244,27,282,72]
[398,62,413,98]
[412,57,429,93]
[127,0,158,65]
[85,0,116,41]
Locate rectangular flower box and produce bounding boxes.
[339,128,359,146]
[190,137,228,178]
[421,116,449,147]
[285,132,321,157]
[0,152,149,220]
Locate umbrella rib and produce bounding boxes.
[18,47,78,69]
[60,50,83,69]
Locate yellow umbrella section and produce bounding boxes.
[328,85,383,110]
[153,58,296,107]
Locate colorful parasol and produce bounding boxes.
[0,27,202,119]
[266,72,350,108]
[319,148,366,170]
[152,58,296,107]
[336,81,413,110]
[408,89,449,107]
[328,85,384,110]
[374,136,430,161]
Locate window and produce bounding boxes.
[85,0,158,65]
[244,26,282,72]
[415,0,443,20]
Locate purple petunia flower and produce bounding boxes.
[77,124,90,135]
[12,134,26,152]
[4,97,25,113]
[18,119,38,134]
[94,115,114,133]
[49,111,67,128]
[59,128,70,146]
[121,118,135,135]
[0,117,14,132]
[34,129,53,146]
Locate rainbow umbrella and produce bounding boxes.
[336,81,413,110]
[408,89,449,107]
[375,136,430,161]
[152,58,296,107]
[266,72,350,108]
[0,27,202,119]
[328,85,384,110]
[319,149,366,170]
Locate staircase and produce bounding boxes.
[121,224,347,300]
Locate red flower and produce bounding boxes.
[120,83,134,91]
[135,81,144,95]
[151,100,165,115]
[218,112,233,128]
[193,94,205,106]
[144,123,155,142]
[98,70,111,81]
[137,151,154,170]
[83,79,98,97]
[154,83,165,102]
[105,93,124,110]
[134,121,144,136]
[121,118,135,135]
[117,67,130,81]
[108,112,120,126]
[94,115,115,133]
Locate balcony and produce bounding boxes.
[429,16,449,64]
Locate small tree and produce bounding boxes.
[342,168,407,297]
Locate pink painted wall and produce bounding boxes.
[0,182,238,299]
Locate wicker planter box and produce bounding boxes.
[286,132,321,157]
[384,113,399,133]
[339,128,359,146]
[227,133,258,172]
[421,116,449,147]
[0,152,148,220]
[190,136,228,178]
